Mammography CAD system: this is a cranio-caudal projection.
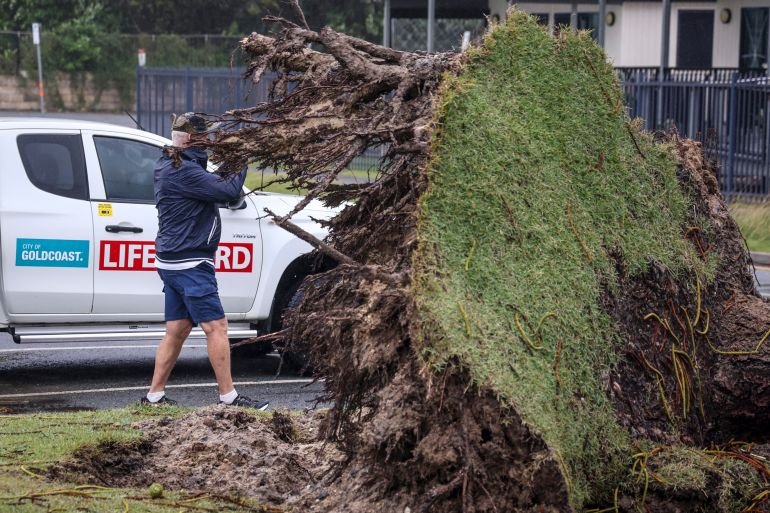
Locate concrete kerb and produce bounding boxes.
[751,252,770,267]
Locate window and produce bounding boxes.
[94,136,161,202]
[532,13,549,27]
[554,12,571,28]
[740,8,769,70]
[17,134,88,200]
[553,12,598,40]
[577,13,599,40]
[677,10,714,68]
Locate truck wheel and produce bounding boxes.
[272,279,313,375]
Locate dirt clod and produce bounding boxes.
[51,406,340,506]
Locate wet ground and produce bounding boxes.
[0,333,323,414]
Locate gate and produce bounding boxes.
[136,67,268,137]
[618,68,770,199]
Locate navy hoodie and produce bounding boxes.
[154,147,246,263]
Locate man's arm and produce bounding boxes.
[175,162,247,202]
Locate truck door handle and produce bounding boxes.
[105,225,143,234]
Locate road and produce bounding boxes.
[754,265,770,298]
[0,333,324,414]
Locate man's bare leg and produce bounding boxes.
[149,319,193,393]
[200,317,234,395]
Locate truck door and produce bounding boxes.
[82,131,261,318]
[0,131,93,315]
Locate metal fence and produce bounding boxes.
[136,66,383,171]
[391,17,487,53]
[618,68,770,199]
[137,66,770,196]
[136,67,258,136]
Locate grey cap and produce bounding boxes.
[170,112,210,134]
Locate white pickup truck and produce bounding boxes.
[0,118,332,355]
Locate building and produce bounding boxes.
[384,0,770,198]
[386,0,769,70]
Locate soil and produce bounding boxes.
[50,407,344,508]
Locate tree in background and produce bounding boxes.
[0,0,383,42]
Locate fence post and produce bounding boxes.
[185,67,194,111]
[135,66,142,128]
[726,71,738,199]
[15,31,21,75]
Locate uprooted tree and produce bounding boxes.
[204,8,770,512]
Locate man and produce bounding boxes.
[142,112,268,410]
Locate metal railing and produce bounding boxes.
[136,67,258,136]
[137,66,770,197]
[618,67,770,199]
[136,66,383,171]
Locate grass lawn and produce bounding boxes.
[730,202,770,254]
[0,406,265,512]
[245,166,378,195]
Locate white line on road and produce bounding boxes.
[0,344,209,353]
[0,379,316,400]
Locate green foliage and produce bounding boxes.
[413,11,708,508]
[730,201,770,253]
[46,3,109,72]
[631,445,766,512]
[0,0,382,41]
[1,0,383,109]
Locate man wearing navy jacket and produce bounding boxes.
[142,112,268,410]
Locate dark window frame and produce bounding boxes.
[676,9,715,69]
[740,7,769,70]
[16,133,89,201]
[532,13,549,27]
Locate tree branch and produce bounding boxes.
[264,208,407,286]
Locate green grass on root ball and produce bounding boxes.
[413,10,711,508]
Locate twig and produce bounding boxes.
[514,311,542,350]
[553,338,564,390]
[19,465,43,478]
[229,330,288,348]
[705,327,770,355]
[458,302,471,336]
[427,472,463,499]
[288,0,310,30]
[464,239,477,272]
[499,193,521,243]
[566,201,592,262]
[264,208,405,286]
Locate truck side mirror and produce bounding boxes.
[224,197,247,210]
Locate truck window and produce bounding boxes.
[94,136,161,203]
[17,134,89,201]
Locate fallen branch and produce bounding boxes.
[264,208,407,286]
[229,330,288,349]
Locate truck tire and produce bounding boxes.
[272,279,312,375]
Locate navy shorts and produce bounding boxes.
[157,264,225,324]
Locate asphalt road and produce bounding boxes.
[3,268,766,415]
[753,265,770,298]
[0,333,324,414]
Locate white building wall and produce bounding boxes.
[489,0,509,20]
[615,3,662,66]
[506,0,769,68]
